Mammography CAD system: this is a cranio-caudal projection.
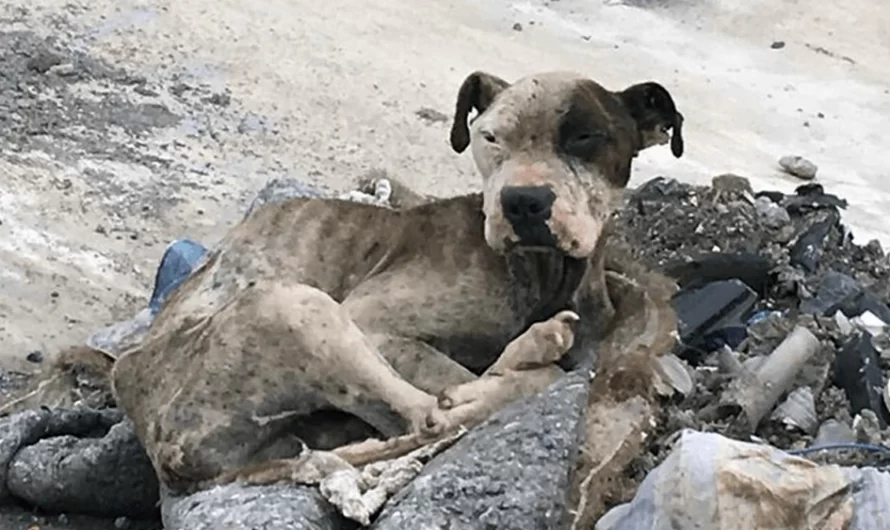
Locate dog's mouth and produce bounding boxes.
[507,243,559,254]
[506,246,589,323]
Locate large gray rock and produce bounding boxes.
[161,482,352,530]
[0,408,159,518]
[371,369,592,529]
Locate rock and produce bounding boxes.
[814,419,857,446]
[853,410,884,445]
[26,49,63,73]
[161,483,348,530]
[770,40,786,49]
[800,271,862,316]
[25,350,44,363]
[771,386,818,434]
[512,22,523,31]
[779,155,818,180]
[711,174,753,195]
[371,370,591,529]
[49,63,78,77]
[755,196,791,228]
[5,414,159,519]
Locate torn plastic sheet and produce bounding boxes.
[596,430,890,530]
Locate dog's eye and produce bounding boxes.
[563,131,607,157]
[481,131,497,144]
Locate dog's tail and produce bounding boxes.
[0,345,116,416]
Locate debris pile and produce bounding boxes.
[610,174,890,483]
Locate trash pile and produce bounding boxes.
[596,174,890,527]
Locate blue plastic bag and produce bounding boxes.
[148,239,208,315]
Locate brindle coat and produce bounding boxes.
[108,70,685,494]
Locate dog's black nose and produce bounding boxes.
[501,185,556,224]
[500,185,557,246]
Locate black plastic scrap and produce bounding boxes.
[784,183,849,214]
[789,209,840,273]
[662,252,773,296]
[833,331,890,428]
[754,183,849,214]
[628,176,687,214]
[800,271,890,323]
[671,279,758,363]
[842,291,890,325]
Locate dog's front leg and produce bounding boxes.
[436,310,580,429]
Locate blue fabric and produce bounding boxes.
[148,239,208,315]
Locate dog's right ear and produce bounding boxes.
[450,71,510,153]
[617,81,684,158]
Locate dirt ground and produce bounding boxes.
[1,0,889,380]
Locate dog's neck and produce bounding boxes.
[504,251,587,323]
[503,228,616,372]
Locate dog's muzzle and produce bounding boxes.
[500,185,558,248]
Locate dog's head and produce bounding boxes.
[450,71,684,259]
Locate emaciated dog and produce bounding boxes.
[104,70,685,496]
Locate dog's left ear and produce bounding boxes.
[617,82,684,158]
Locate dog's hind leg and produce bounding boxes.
[117,279,452,493]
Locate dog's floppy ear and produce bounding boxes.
[450,71,510,153]
[617,82,684,158]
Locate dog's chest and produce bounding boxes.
[403,272,540,375]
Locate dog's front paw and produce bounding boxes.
[502,310,579,370]
[405,397,450,439]
[419,405,450,438]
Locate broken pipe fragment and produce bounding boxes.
[718,325,820,433]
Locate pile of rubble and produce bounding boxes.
[598,174,890,527]
[1,173,889,529]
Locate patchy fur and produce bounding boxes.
[10,71,685,503]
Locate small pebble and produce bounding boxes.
[770,40,786,49]
[512,22,523,31]
[26,350,44,363]
[778,155,818,180]
[49,63,77,76]
[114,516,131,529]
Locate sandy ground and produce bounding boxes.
[1,0,888,371]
